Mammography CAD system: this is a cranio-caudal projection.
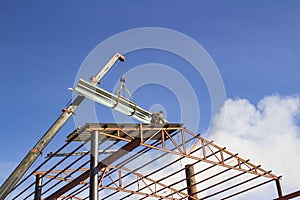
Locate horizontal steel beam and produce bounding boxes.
[46,150,118,157]
[274,190,300,200]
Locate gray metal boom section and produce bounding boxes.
[0,53,124,200]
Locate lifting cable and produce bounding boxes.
[113,62,138,117]
[115,62,134,99]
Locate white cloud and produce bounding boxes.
[210,94,300,198]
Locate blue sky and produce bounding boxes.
[0,1,300,198]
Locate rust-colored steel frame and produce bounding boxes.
[58,196,82,200]
[44,139,141,200]
[9,124,281,199]
[97,166,191,200]
[83,124,278,179]
[35,166,195,200]
[11,133,116,200]
[58,131,182,200]
[274,190,300,200]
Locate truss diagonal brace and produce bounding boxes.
[100,166,190,199]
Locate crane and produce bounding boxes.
[0,53,125,200]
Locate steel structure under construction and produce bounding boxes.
[0,53,288,199]
[5,123,283,199]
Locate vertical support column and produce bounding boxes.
[275,178,283,198]
[139,123,143,143]
[185,164,198,200]
[90,131,99,200]
[34,174,43,200]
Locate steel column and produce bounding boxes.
[34,174,43,200]
[275,178,283,198]
[90,131,99,200]
[185,164,198,200]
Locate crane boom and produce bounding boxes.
[0,53,125,200]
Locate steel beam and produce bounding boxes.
[73,79,153,123]
[46,150,117,157]
[44,139,140,200]
[274,190,300,200]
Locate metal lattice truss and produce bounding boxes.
[77,123,278,179]
[10,124,281,200]
[36,166,193,200]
